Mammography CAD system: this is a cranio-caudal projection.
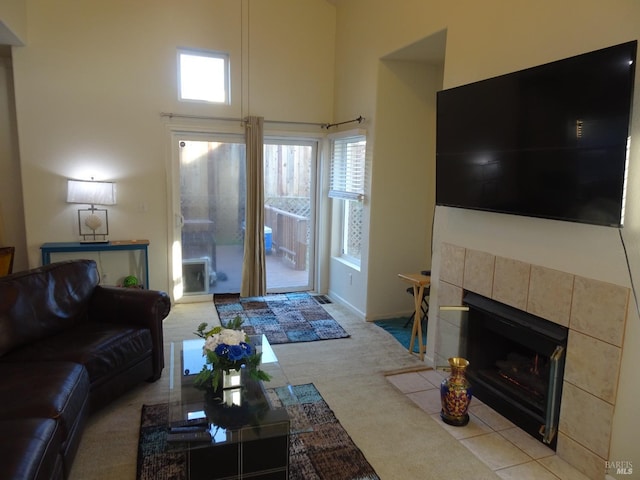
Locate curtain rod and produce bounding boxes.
[159,112,326,128]
[160,112,365,130]
[322,115,365,130]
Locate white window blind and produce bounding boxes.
[329,134,366,201]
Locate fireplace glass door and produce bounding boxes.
[463,292,568,450]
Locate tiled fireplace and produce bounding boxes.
[435,243,629,480]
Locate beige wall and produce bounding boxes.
[4,0,640,473]
[331,0,640,476]
[0,55,28,270]
[9,0,335,291]
[0,1,26,269]
[365,59,440,317]
[0,0,26,45]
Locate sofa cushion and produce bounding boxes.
[0,418,64,480]
[2,322,153,386]
[0,260,100,356]
[0,362,89,438]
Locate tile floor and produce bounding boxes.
[386,369,593,480]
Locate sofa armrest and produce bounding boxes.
[88,286,171,380]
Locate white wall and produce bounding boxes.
[9,0,335,291]
[331,0,640,475]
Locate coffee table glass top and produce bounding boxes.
[168,334,306,446]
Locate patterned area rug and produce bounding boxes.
[136,383,380,480]
[214,292,350,344]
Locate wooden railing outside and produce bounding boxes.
[265,205,307,270]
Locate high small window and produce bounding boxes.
[178,49,229,104]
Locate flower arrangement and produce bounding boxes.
[193,316,271,392]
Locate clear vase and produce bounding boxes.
[205,369,244,406]
[440,357,473,426]
[219,369,241,389]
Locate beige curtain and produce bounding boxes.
[240,116,267,296]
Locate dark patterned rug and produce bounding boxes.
[136,383,380,480]
[214,292,350,344]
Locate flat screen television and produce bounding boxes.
[436,40,637,227]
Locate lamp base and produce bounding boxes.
[77,208,109,242]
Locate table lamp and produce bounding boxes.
[67,179,116,243]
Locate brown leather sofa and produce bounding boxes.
[0,259,171,480]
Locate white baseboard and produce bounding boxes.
[326,289,365,319]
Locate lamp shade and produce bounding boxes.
[67,179,116,205]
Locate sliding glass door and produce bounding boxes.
[172,132,317,300]
[263,139,316,292]
[178,135,246,297]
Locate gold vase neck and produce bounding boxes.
[448,357,469,369]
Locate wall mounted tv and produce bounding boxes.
[436,40,637,227]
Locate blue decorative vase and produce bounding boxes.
[440,357,473,426]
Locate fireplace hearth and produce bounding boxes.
[463,292,568,450]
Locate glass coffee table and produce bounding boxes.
[167,334,300,480]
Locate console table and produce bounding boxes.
[41,240,150,288]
